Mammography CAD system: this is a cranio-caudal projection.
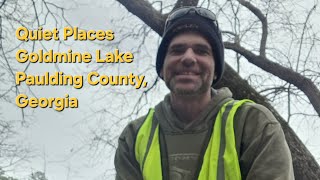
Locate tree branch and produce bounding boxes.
[296,5,316,72]
[0,0,6,9]
[225,42,320,116]
[237,0,268,57]
[116,0,166,35]
[172,0,199,10]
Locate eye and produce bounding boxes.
[193,47,210,56]
[168,46,186,55]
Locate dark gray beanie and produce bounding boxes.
[156,8,224,85]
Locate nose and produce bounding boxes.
[181,48,196,66]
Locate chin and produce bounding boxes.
[172,86,207,96]
[166,79,211,96]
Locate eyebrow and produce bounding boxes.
[168,43,211,50]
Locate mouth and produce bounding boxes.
[174,71,200,81]
[175,71,200,76]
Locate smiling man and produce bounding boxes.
[163,33,214,94]
[115,7,294,180]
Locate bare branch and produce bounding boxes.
[237,0,268,57]
[0,0,6,9]
[31,0,40,26]
[225,42,320,116]
[296,5,317,72]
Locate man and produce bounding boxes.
[114,6,294,180]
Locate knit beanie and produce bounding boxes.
[156,7,224,85]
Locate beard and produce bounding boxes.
[165,74,212,96]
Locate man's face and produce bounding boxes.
[161,32,215,96]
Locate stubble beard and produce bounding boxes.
[166,75,211,96]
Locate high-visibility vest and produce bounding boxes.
[135,100,252,180]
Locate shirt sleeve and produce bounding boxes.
[114,123,143,180]
[238,104,295,180]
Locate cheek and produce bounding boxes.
[162,58,175,74]
[200,60,215,77]
[162,66,173,79]
[161,64,170,80]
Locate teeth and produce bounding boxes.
[180,72,196,75]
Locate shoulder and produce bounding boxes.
[236,101,279,126]
[118,114,148,143]
[237,101,280,136]
[233,101,281,151]
[118,100,165,142]
[234,102,293,179]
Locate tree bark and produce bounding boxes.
[115,0,320,179]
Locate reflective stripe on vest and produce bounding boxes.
[135,100,253,180]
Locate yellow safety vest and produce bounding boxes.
[135,100,252,180]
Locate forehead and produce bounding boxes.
[168,32,211,48]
